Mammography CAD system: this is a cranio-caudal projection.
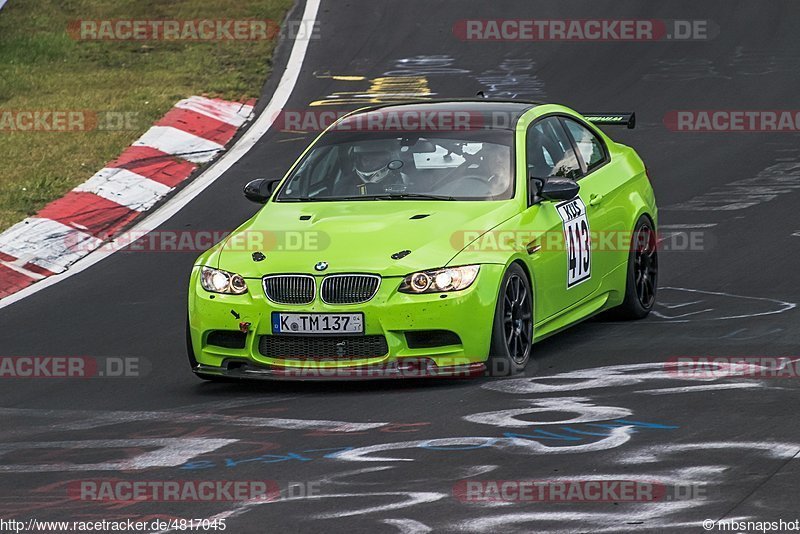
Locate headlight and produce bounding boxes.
[399,265,480,294]
[200,266,248,295]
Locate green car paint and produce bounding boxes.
[187,101,656,378]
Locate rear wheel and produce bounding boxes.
[487,263,533,376]
[613,215,658,319]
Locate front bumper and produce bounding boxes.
[187,264,504,378]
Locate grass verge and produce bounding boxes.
[0,0,293,231]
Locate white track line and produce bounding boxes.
[659,223,718,229]
[0,0,321,310]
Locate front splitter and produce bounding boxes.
[194,359,486,381]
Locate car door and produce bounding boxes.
[522,116,598,321]
[560,117,629,284]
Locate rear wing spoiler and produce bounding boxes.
[582,112,636,129]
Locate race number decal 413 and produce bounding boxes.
[555,197,591,288]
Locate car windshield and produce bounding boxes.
[277,130,514,201]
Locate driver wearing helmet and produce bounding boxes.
[350,142,408,191]
[353,145,393,183]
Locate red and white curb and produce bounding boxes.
[0,96,254,299]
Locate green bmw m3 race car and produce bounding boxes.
[187,100,657,379]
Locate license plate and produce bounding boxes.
[271,312,364,335]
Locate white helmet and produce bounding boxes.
[352,143,394,182]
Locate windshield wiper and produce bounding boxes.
[368,193,456,201]
[279,196,327,202]
[282,193,457,201]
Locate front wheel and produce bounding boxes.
[487,263,533,376]
[612,215,658,319]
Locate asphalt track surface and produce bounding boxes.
[2,1,800,532]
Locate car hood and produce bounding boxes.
[215,200,519,278]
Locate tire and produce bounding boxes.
[186,317,229,382]
[612,215,658,320]
[486,263,534,376]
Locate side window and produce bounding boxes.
[283,146,339,197]
[307,146,338,189]
[526,117,582,180]
[562,118,607,171]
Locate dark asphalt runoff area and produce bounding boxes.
[1,1,800,532]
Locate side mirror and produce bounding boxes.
[243,179,280,204]
[540,178,580,202]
